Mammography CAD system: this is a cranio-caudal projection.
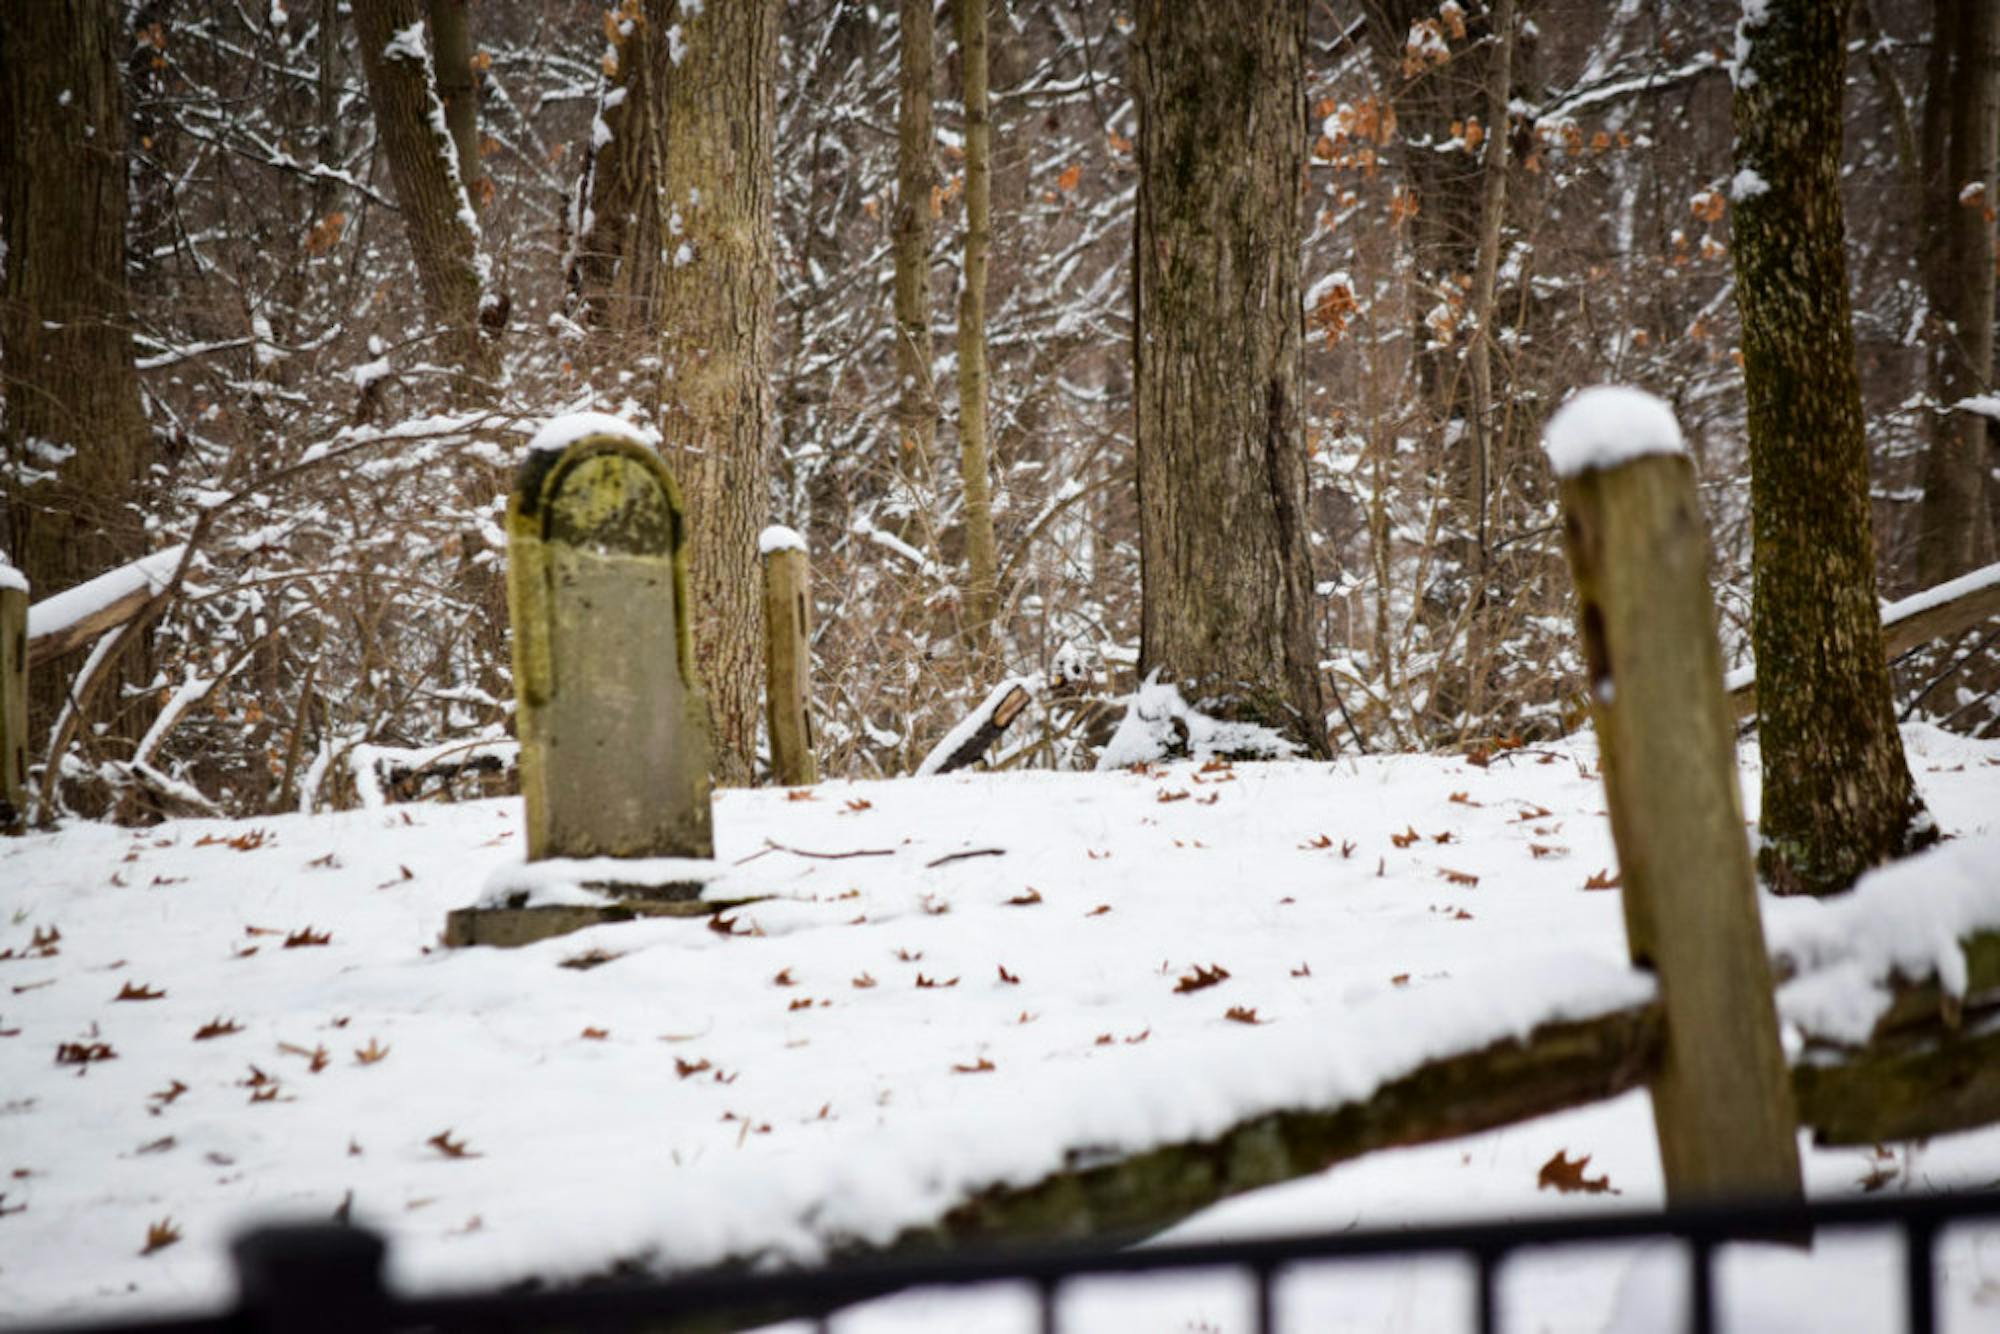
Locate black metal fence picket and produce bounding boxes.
[18,1189,2000,1334]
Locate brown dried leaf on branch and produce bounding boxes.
[1174,963,1230,994]
[1537,1149,1617,1195]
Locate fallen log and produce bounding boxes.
[1727,560,2000,719]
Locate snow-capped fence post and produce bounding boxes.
[1545,388,1802,1206]
[0,560,27,829]
[760,528,817,786]
[506,418,713,861]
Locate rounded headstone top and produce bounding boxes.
[1543,386,1687,479]
[525,411,657,457]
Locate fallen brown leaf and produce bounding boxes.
[1174,963,1230,994]
[1538,1149,1617,1195]
[141,1217,181,1256]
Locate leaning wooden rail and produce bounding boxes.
[23,544,187,669]
[1726,560,2000,719]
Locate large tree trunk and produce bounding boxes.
[1915,0,2000,584]
[892,0,937,485]
[1131,0,1326,756]
[565,0,670,348]
[955,0,999,642]
[0,0,153,756]
[658,0,780,785]
[351,0,496,389]
[1730,0,1931,895]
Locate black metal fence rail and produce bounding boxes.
[19,1189,2000,1334]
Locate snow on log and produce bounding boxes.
[1726,559,2000,719]
[917,677,1037,776]
[25,545,187,668]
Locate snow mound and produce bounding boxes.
[1095,673,1302,770]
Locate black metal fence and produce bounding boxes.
[21,1189,2000,1334]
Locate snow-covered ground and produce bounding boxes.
[3,725,1998,1332]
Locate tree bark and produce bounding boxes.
[893,0,937,483]
[566,0,670,346]
[427,0,483,209]
[955,0,999,641]
[1460,0,1517,723]
[351,0,496,388]
[1132,0,1326,755]
[1916,0,2000,584]
[657,0,780,786]
[0,0,153,755]
[1730,0,1931,895]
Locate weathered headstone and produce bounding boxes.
[0,557,28,830]
[446,416,721,948]
[510,419,712,860]
[759,526,817,787]
[1546,386,1802,1207]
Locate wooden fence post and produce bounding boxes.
[1,561,27,829]
[760,528,817,786]
[1547,387,1802,1205]
[507,422,712,861]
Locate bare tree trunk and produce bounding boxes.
[893,0,937,483]
[427,0,483,209]
[1132,0,1326,756]
[1916,0,2000,584]
[1461,0,1517,724]
[658,0,780,785]
[0,0,152,754]
[565,0,670,346]
[351,0,496,388]
[1731,0,1931,895]
[956,0,999,641]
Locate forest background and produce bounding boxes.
[1,0,1995,825]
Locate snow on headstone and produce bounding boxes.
[507,418,711,863]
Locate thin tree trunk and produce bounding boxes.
[565,0,670,346]
[956,0,999,641]
[893,0,937,483]
[1916,0,2000,584]
[1730,0,1931,895]
[658,0,780,785]
[351,0,496,388]
[0,0,153,754]
[1132,0,1326,756]
[427,0,483,208]
[1461,0,1516,725]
